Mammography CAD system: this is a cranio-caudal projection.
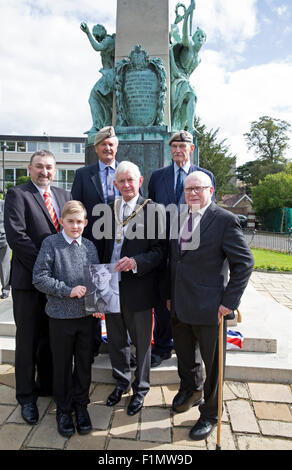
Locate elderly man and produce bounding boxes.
[4,150,71,425]
[72,125,120,355]
[168,170,254,440]
[148,130,216,368]
[101,161,167,416]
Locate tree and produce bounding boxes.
[251,172,292,213]
[236,159,286,192]
[194,117,237,196]
[244,115,290,163]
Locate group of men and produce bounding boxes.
[4,126,253,441]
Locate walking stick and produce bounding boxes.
[216,315,224,450]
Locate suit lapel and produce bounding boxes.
[28,181,55,228]
[90,164,105,203]
[199,202,217,237]
[163,166,175,203]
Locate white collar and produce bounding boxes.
[62,230,82,246]
[99,160,116,171]
[174,160,191,174]
[121,194,140,211]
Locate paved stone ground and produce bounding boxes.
[0,271,291,451]
[0,364,291,451]
[250,271,292,310]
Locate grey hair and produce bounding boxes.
[29,150,56,165]
[115,161,141,180]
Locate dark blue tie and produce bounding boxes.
[175,168,184,204]
[106,166,115,204]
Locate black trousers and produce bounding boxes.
[49,315,94,413]
[105,307,153,397]
[171,315,227,423]
[12,288,53,405]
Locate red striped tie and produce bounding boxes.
[43,191,59,232]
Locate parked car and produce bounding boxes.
[237,214,248,229]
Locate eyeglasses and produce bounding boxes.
[184,186,211,193]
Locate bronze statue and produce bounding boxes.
[169,1,206,132]
[81,22,116,134]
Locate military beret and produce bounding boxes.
[168,130,193,146]
[94,126,116,145]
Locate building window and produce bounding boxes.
[57,169,75,190]
[62,143,70,153]
[17,141,26,152]
[27,142,37,153]
[74,143,81,153]
[49,142,60,154]
[6,141,16,151]
[37,142,49,151]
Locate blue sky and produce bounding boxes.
[0,0,291,165]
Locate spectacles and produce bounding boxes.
[184,186,211,193]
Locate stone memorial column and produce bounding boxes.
[115,0,170,127]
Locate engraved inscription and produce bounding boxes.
[124,70,158,126]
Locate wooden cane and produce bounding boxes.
[216,316,224,450]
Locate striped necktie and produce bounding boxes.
[43,191,59,232]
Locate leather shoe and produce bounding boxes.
[189,417,215,441]
[107,386,130,406]
[21,402,39,425]
[75,407,92,435]
[57,412,75,438]
[172,389,202,413]
[151,351,172,368]
[127,394,144,416]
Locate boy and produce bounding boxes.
[33,200,101,438]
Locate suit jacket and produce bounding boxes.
[148,163,216,207]
[4,180,71,289]
[71,162,119,251]
[102,196,168,313]
[169,202,254,326]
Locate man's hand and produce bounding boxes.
[166,299,171,311]
[92,312,104,318]
[114,257,136,272]
[80,22,89,34]
[70,285,87,298]
[218,304,233,323]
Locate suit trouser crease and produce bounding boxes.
[49,316,94,413]
[172,315,227,422]
[12,289,53,404]
[105,307,153,397]
[0,244,10,293]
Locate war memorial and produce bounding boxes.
[0,0,291,452]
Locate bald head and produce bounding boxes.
[184,171,214,209]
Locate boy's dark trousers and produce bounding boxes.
[49,315,94,413]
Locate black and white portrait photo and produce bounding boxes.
[84,263,120,314]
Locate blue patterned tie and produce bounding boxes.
[175,168,184,204]
[106,166,115,204]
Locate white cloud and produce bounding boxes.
[0,0,291,168]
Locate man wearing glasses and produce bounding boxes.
[148,130,216,372]
[168,170,254,441]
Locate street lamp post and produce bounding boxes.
[1,144,8,195]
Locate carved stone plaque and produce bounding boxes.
[115,45,167,127]
[124,69,158,126]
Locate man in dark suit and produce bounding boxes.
[4,150,71,425]
[148,130,216,368]
[71,126,120,356]
[102,161,167,416]
[168,170,254,441]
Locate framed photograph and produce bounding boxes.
[84,263,120,314]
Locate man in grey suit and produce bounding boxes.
[168,171,254,441]
[0,199,10,299]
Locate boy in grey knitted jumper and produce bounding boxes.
[33,201,101,438]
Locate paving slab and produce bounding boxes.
[26,413,67,449]
[248,383,292,402]
[110,407,139,439]
[66,430,108,450]
[237,434,292,450]
[226,399,260,434]
[254,402,292,422]
[259,420,292,438]
[140,407,172,443]
[0,423,31,450]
